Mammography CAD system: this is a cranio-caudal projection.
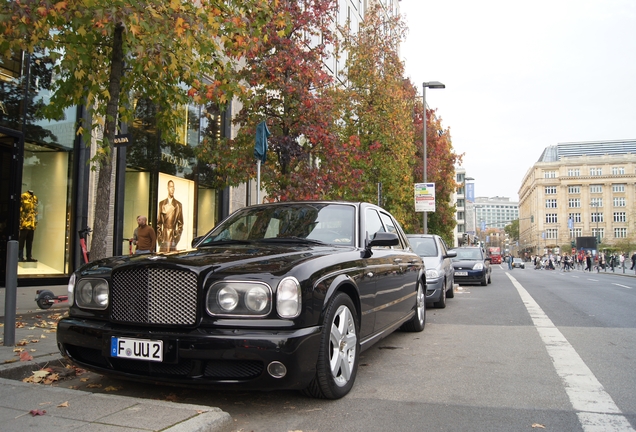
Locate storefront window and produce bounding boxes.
[0,52,76,278]
[125,98,223,252]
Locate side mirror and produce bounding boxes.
[363,232,399,258]
[368,232,399,248]
[445,250,457,258]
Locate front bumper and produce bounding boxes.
[425,278,444,302]
[453,270,486,284]
[57,317,322,391]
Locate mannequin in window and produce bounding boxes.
[157,180,183,252]
[19,190,38,262]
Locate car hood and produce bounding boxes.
[451,259,484,268]
[79,243,353,276]
[422,256,442,271]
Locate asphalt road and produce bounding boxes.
[42,265,636,431]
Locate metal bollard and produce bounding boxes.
[4,240,18,346]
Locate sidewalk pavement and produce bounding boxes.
[0,285,232,432]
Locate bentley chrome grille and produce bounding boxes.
[111,268,198,325]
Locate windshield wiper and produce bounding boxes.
[259,237,326,245]
[199,239,252,246]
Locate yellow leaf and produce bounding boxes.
[57,401,70,408]
[532,424,546,429]
[169,0,181,11]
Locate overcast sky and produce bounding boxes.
[400,0,636,201]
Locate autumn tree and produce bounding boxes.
[335,4,420,229]
[196,0,365,201]
[410,98,462,244]
[0,0,275,260]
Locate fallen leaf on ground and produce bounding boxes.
[80,378,90,382]
[57,401,69,408]
[87,383,102,388]
[20,351,33,361]
[105,386,122,392]
[532,424,546,429]
[16,340,28,346]
[29,409,46,416]
[3,359,18,364]
[30,340,39,343]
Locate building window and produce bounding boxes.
[457,198,465,208]
[545,186,557,194]
[590,184,603,193]
[590,167,602,176]
[613,184,626,192]
[591,213,604,223]
[545,213,558,223]
[570,228,582,238]
[612,167,625,175]
[568,198,581,208]
[567,168,580,176]
[614,212,626,222]
[544,171,557,179]
[613,197,626,207]
[568,213,581,223]
[568,186,580,194]
[546,229,558,239]
[457,211,465,220]
[592,228,604,240]
[457,224,465,233]
[590,197,603,207]
[615,228,628,238]
[545,199,557,208]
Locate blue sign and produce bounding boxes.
[466,182,475,203]
[568,217,573,229]
[481,220,486,231]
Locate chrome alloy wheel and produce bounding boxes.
[329,304,357,387]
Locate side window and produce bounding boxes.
[379,211,407,249]
[365,208,385,240]
[438,238,448,256]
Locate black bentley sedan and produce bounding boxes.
[57,201,426,399]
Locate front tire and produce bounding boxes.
[481,273,488,286]
[433,281,447,308]
[303,293,359,399]
[401,282,426,332]
[446,276,455,298]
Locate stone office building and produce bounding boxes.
[518,140,636,255]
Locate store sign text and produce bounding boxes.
[161,152,189,168]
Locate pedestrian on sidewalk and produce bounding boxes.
[134,216,156,254]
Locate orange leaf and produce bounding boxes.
[19,351,33,361]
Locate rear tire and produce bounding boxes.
[302,293,359,399]
[35,290,54,309]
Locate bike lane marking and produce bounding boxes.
[507,272,635,432]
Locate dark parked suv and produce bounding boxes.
[450,246,491,286]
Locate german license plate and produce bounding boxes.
[111,337,163,362]
[455,271,468,276]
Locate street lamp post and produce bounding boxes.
[591,201,601,247]
[422,81,445,234]
[465,176,475,237]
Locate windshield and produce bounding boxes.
[452,248,483,261]
[409,237,438,257]
[198,203,355,246]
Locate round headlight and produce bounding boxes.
[245,286,269,312]
[94,281,109,306]
[78,282,94,305]
[218,286,239,311]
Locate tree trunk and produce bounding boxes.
[90,23,125,261]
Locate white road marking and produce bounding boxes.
[506,273,635,432]
[587,279,599,282]
[612,283,632,289]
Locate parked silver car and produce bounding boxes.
[407,234,456,308]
